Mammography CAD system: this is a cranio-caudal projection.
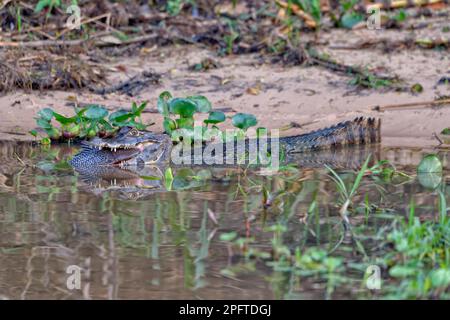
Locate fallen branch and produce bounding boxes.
[306,49,397,81]
[366,0,445,11]
[372,98,450,111]
[330,37,450,51]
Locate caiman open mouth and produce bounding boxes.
[88,141,156,166]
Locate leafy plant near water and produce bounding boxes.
[156,91,258,144]
[216,153,448,299]
[384,212,450,299]
[32,91,260,145]
[32,101,151,143]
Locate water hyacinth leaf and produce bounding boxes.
[63,123,80,137]
[46,127,61,139]
[169,98,197,118]
[417,172,442,190]
[157,91,172,116]
[187,95,212,113]
[99,119,114,131]
[41,137,51,145]
[204,111,226,125]
[53,112,76,125]
[29,129,38,137]
[85,105,108,120]
[127,119,148,131]
[36,118,53,130]
[232,113,257,131]
[163,118,177,134]
[37,108,54,121]
[417,154,442,173]
[132,101,147,116]
[176,117,194,129]
[109,110,132,124]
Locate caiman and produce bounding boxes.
[70,117,381,169]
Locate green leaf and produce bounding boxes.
[157,91,172,116]
[340,12,364,29]
[441,128,450,135]
[29,130,38,137]
[98,119,114,131]
[36,118,53,130]
[169,98,197,118]
[40,137,51,145]
[35,0,51,13]
[133,101,147,116]
[430,269,450,288]
[219,232,237,242]
[53,112,76,125]
[232,113,257,131]
[165,167,174,190]
[84,105,108,120]
[417,154,443,173]
[109,110,132,124]
[37,108,54,121]
[204,111,226,125]
[187,95,212,113]
[389,265,417,278]
[163,118,177,134]
[176,117,194,129]
[417,172,442,190]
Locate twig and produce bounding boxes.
[373,98,450,111]
[306,49,397,81]
[275,0,317,28]
[56,13,112,39]
[366,0,444,11]
[433,132,444,146]
[0,35,103,48]
[330,37,450,51]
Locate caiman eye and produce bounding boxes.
[129,128,140,136]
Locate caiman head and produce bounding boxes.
[73,127,172,167]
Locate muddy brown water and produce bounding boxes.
[0,141,448,299]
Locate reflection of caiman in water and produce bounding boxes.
[68,117,382,197]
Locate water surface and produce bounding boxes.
[0,141,448,299]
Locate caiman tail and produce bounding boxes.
[280,117,381,154]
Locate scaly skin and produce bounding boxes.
[70,117,381,168]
